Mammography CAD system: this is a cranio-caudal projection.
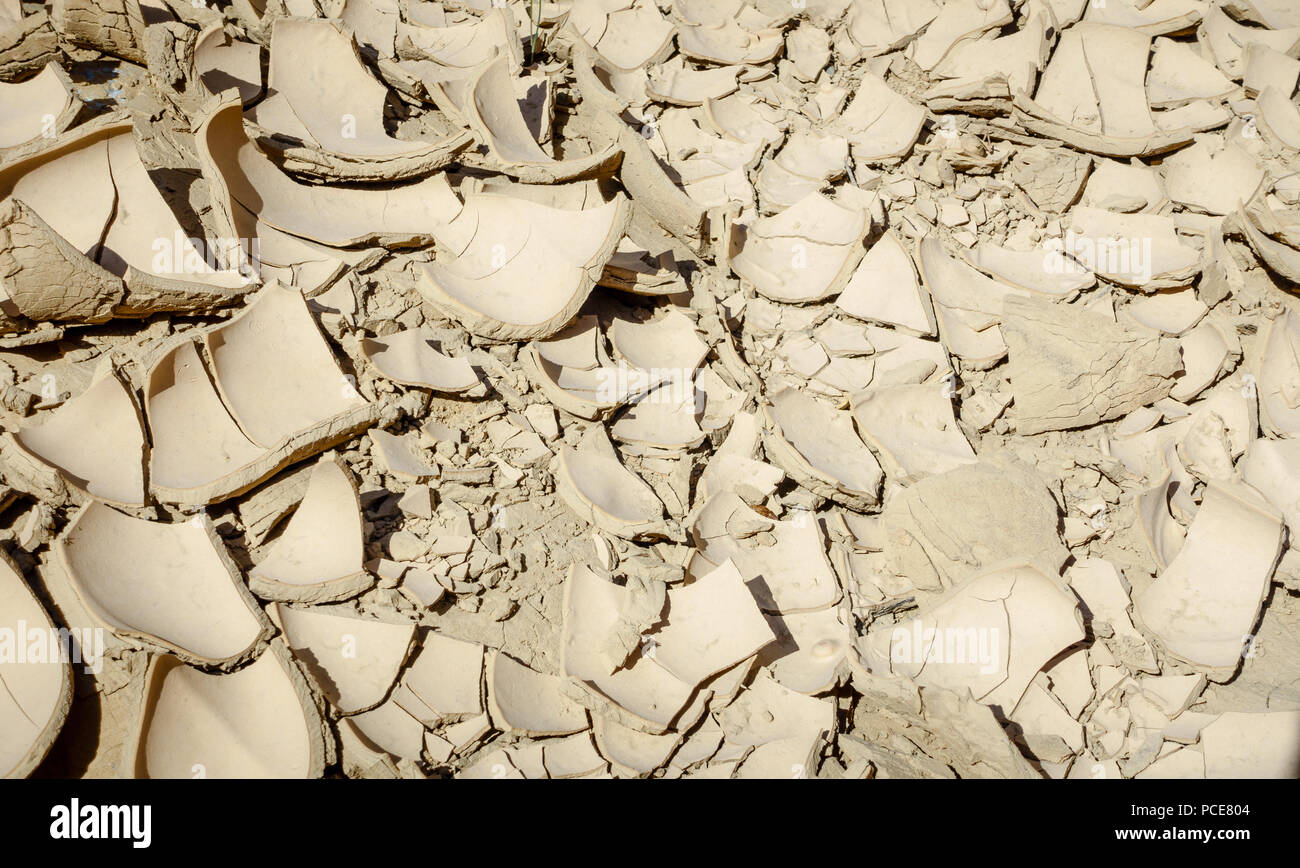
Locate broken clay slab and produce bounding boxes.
[248,18,472,182]
[569,46,707,246]
[521,316,656,420]
[227,204,362,294]
[486,650,589,737]
[1254,309,1300,439]
[609,380,707,451]
[729,192,870,304]
[1139,673,1206,719]
[567,0,676,73]
[963,242,1095,299]
[1066,558,1158,673]
[1146,36,1235,110]
[394,6,521,75]
[1081,157,1166,213]
[1134,483,1285,675]
[1200,711,1300,778]
[99,132,251,305]
[1001,294,1181,435]
[600,235,689,296]
[702,90,785,149]
[836,230,937,336]
[1198,3,1300,79]
[418,190,631,341]
[695,411,784,503]
[718,669,834,762]
[370,429,441,481]
[880,458,1069,590]
[1009,678,1084,765]
[908,0,1012,71]
[693,492,842,614]
[643,558,776,687]
[122,641,328,779]
[361,328,480,394]
[845,0,939,58]
[1164,138,1264,217]
[0,63,77,153]
[560,562,698,731]
[146,305,382,506]
[464,55,619,183]
[145,337,265,502]
[915,235,1021,368]
[556,424,667,540]
[1066,207,1202,290]
[399,632,485,718]
[850,381,977,483]
[762,387,882,511]
[593,713,683,777]
[926,7,1050,107]
[272,602,415,715]
[56,501,272,667]
[865,560,1084,714]
[1170,317,1234,403]
[1083,0,1211,36]
[609,307,708,372]
[1255,85,1300,152]
[9,361,147,507]
[52,0,146,64]
[646,58,740,106]
[1238,195,1300,286]
[676,19,781,66]
[0,4,58,82]
[1120,288,1209,337]
[1239,439,1300,549]
[829,70,926,163]
[760,605,853,696]
[195,93,461,248]
[1013,23,1196,157]
[348,696,426,762]
[0,550,71,778]
[0,117,250,320]
[193,24,264,105]
[205,281,373,450]
[756,131,847,213]
[249,455,372,604]
[1135,459,1188,570]
[0,197,121,327]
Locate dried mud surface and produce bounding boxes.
[1,0,1299,780]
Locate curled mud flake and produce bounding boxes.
[248,455,371,604]
[486,650,589,737]
[123,641,328,779]
[0,63,77,152]
[11,363,146,506]
[763,387,882,510]
[362,328,479,394]
[272,602,415,715]
[418,191,630,341]
[1134,484,1285,674]
[0,551,71,779]
[556,424,666,539]
[56,502,271,666]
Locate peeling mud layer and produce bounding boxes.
[1,0,1299,782]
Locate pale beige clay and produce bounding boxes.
[123,642,327,778]
[249,455,372,604]
[56,502,270,667]
[6,0,1300,783]
[0,551,71,778]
